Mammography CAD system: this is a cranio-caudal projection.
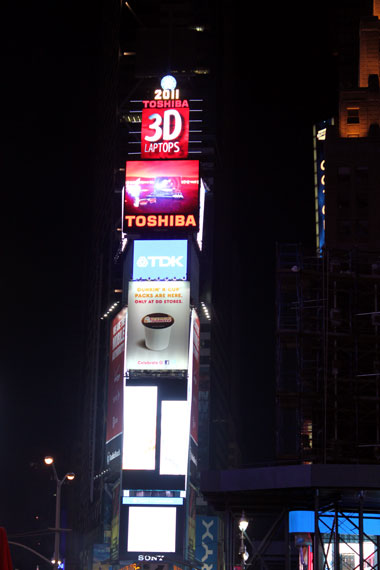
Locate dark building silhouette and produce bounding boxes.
[202,2,380,569]
[276,0,380,466]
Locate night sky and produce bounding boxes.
[0,0,367,566]
[1,0,100,555]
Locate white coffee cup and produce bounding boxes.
[141,313,175,351]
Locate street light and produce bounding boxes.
[238,511,249,568]
[239,511,249,533]
[239,542,249,566]
[44,456,75,569]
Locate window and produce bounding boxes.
[337,189,350,211]
[338,220,352,237]
[338,166,351,180]
[356,220,369,239]
[347,108,360,124]
[355,166,369,187]
[340,553,355,569]
[356,192,368,209]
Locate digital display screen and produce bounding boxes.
[190,309,200,444]
[133,239,187,280]
[141,106,189,159]
[160,400,190,475]
[197,179,206,250]
[122,386,157,470]
[127,506,177,552]
[126,281,190,371]
[106,309,127,444]
[123,160,199,234]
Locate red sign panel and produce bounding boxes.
[123,160,199,234]
[141,104,189,159]
[106,308,127,443]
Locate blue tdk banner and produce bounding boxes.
[133,240,188,280]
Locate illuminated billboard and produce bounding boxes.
[197,178,206,250]
[122,386,157,470]
[122,378,190,489]
[141,104,189,159]
[126,281,190,371]
[133,239,188,280]
[119,503,185,561]
[190,310,200,444]
[160,400,190,475]
[127,75,204,161]
[123,160,199,234]
[106,308,127,444]
[128,506,177,552]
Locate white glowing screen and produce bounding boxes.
[160,400,190,475]
[127,506,176,552]
[123,386,157,470]
[197,178,206,250]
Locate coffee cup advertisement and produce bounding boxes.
[126,281,190,370]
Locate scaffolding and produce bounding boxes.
[276,244,380,464]
[314,503,380,570]
[201,463,380,570]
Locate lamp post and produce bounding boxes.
[238,512,249,569]
[44,456,75,569]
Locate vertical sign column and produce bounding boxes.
[106,308,127,471]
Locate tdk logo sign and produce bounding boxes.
[133,240,187,280]
[136,255,184,268]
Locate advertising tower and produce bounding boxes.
[110,77,204,567]
[74,3,242,570]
